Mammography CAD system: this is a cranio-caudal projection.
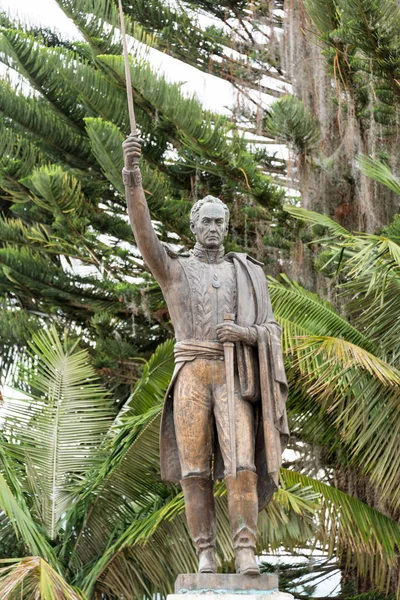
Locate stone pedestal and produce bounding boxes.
[169,574,294,600]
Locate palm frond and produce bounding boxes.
[282,469,400,594]
[3,326,115,539]
[118,338,174,419]
[284,207,400,358]
[0,557,85,600]
[0,469,55,565]
[383,214,400,244]
[357,154,400,195]
[65,341,174,568]
[289,334,400,509]
[284,205,350,237]
[68,409,164,571]
[333,234,400,357]
[268,274,374,351]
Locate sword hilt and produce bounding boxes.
[224,314,236,349]
[224,313,236,325]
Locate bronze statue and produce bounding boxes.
[122,135,289,577]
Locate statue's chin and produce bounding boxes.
[197,238,223,249]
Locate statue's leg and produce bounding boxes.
[213,364,260,575]
[174,359,217,573]
[225,470,259,576]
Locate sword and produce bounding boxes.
[118,0,137,135]
[224,313,237,479]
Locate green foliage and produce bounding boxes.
[3,327,115,540]
[265,95,320,154]
[305,0,338,33]
[305,0,400,127]
[0,557,85,600]
[283,470,400,593]
[357,154,400,195]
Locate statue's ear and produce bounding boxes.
[190,222,197,236]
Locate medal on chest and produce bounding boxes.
[212,274,221,288]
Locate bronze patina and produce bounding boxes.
[122,135,289,576]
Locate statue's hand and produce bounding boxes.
[216,323,249,343]
[122,134,144,170]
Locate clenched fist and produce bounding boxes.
[216,323,251,343]
[122,134,144,170]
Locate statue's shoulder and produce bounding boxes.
[161,242,191,259]
[226,251,264,268]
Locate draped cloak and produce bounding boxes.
[160,252,289,511]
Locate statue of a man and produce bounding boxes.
[122,135,289,576]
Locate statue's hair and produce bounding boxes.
[190,195,230,229]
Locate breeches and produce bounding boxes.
[173,358,256,479]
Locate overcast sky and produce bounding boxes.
[0,0,244,113]
[1,0,80,36]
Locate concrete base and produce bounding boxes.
[171,574,294,600]
[170,593,293,600]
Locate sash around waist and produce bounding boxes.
[174,340,224,363]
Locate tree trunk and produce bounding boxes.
[282,0,400,235]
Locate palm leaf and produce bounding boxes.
[0,473,56,567]
[284,207,400,358]
[357,154,400,195]
[284,205,350,237]
[118,338,174,419]
[68,409,164,572]
[326,233,400,357]
[0,557,85,600]
[268,274,374,351]
[282,470,400,594]
[67,341,174,570]
[289,334,400,509]
[3,327,115,540]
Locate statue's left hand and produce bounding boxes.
[216,323,249,343]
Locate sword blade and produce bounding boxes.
[224,340,236,478]
[118,0,137,134]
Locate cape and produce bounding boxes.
[159,252,289,510]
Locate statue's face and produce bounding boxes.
[191,203,228,249]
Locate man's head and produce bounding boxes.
[190,196,230,249]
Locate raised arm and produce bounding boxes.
[122,135,170,285]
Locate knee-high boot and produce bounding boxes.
[180,476,217,573]
[225,470,260,576]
